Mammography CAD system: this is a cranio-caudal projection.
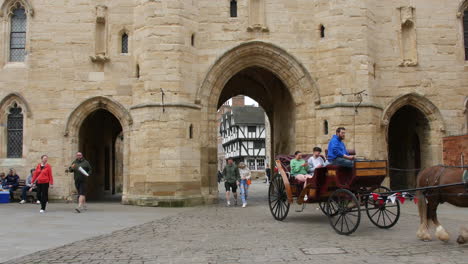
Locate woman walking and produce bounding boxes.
[31,155,53,213]
[238,162,251,208]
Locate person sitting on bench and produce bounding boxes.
[19,169,39,204]
[4,168,20,201]
[290,151,314,191]
[327,127,355,168]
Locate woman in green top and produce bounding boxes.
[290,151,314,190]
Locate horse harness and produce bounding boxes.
[424,166,468,200]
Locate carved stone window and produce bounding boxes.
[247,0,268,32]
[7,103,23,158]
[121,33,128,54]
[398,6,418,67]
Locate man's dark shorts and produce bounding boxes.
[75,181,87,196]
[224,181,237,193]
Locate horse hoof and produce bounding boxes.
[417,233,432,241]
[457,235,465,244]
[436,226,450,242]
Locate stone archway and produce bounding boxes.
[382,93,445,189]
[197,41,320,198]
[64,96,132,201]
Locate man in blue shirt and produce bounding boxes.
[327,127,355,168]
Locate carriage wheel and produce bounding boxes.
[268,174,290,221]
[365,186,400,229]
[319,201,338,216]
[327,189,361,235]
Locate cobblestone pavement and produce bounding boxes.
[6,182,468,264]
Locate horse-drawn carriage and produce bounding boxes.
[269,154,401,235]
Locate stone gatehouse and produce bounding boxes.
[0,0,467,206]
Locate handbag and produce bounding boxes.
[247,179,252,185]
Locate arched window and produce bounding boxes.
[230,0,237,17]
[121,33,128,54]
[7,103,23,158]
[10,6,27,62]
[189,124,193,139]
[136,64,140,78]
[191,33,195,47]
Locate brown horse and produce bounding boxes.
[416,166,468,243]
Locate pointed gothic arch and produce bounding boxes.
[0,92,31,117]
[64,96,133,138]
[381,93,445,133]
[0,0,34,17]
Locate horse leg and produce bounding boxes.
[416,191,432,241]
[430,201,450,242]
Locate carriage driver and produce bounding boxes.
[327,127,355,168]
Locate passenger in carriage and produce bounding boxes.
[290,151,314,190]
[307,147,326,176]
[327,127,355,168]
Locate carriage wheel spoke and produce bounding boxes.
[370,208,380,218]
[385,209,397,217]
[343,214,351,232]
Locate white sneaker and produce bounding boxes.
[39,210,45,213]
[242,203,247,208]
[36,200,40,204]
[227,201,231,206]
[19,200,26,204]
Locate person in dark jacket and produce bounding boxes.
[68,152,92,213]
[222,158,240,206]
[5,168,20,200]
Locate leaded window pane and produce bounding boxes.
[7,106,23,158]
[10,8,27,62]
[122,33,128,54]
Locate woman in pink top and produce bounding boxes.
[31,155,53,213]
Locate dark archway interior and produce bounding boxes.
[388,105,429,189]
[79,109,123,201]
[217,66,296,167]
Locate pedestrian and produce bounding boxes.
[264,164,271,184]
[31,155,53,213]
[238,162,251,208]
[19,169,40,204]
[222,158,240,206]
[68,152,92,213]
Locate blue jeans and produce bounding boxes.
[330,157,354,168]
[239,179,249,204]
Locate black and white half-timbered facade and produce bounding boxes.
[220,106,266,171]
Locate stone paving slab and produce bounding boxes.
[4,182,468,264]
[0,201,189,263]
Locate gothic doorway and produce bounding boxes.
[388,105,430,189]
[79,109,124,200]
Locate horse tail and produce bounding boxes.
[416,190,427,225]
